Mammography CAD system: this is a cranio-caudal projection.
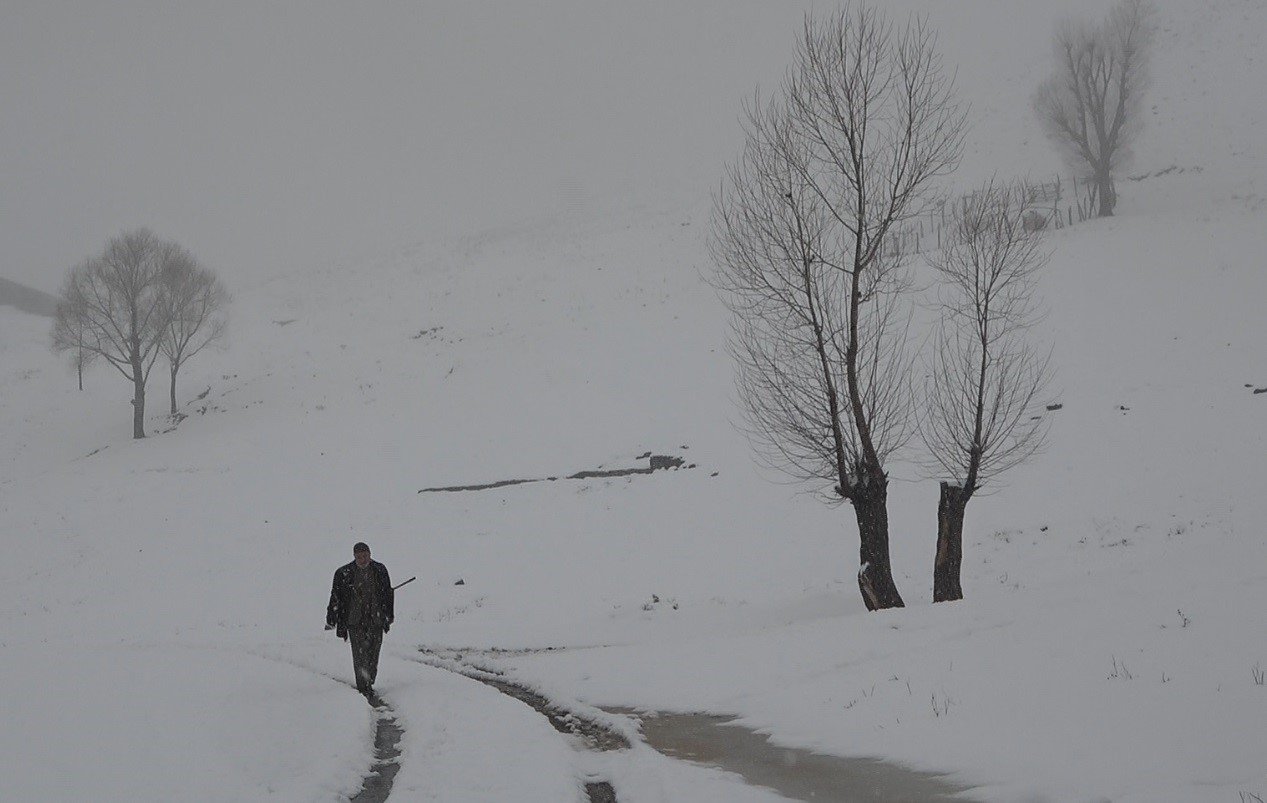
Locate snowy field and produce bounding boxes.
[3,0,1266,801]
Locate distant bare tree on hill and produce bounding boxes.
[921,181,1053,602]
[53,297,98,391]
[713,6,966,611]
[1033,0,1152,217]
[52,229,183,438]
[158,251,227,416]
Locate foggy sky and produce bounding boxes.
[1,1,815,293]
[2,1,1086,295]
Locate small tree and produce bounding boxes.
[52,229,178,438]
[158,251,227,416]
[1033,0,1152,217]
[53,297,98,390]
[713,5,965,611]
[921,181,1053,602]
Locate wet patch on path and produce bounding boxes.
[609,708,975,803]
[349,694,402,802]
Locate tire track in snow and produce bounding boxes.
[403,648,625,803]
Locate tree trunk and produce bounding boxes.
[170,366,179,416]
[852,483,905,610]
[132,369,146,439]
[77,359,83,391]
[933,482,969,602]
[1095,169,1116,217]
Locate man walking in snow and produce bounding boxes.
[326,542,394,696]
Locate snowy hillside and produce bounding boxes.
[0,277,58,318]
[3,0,1266,801]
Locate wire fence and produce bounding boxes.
[885,173,1101,258]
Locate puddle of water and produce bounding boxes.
[609,709,974,803]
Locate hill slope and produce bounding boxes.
[0,276,58,317]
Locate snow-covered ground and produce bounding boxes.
[3,0,1266,800]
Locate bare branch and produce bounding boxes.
[919,180,1054,496]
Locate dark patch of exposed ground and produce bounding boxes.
[585,780,618,802]
[418,476,546,493]
[417,454,690,493]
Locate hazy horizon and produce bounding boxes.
[1,1,827,294]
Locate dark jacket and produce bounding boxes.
[327,560,394,637]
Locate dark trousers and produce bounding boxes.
[349,628,383,692]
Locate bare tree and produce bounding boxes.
[920,181,1053,602]
[52,296,98,390]
[713,6,966,611]
[1033,0,1152,217]
[158,251,227,416]
[52,229,179,438]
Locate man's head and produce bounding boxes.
[353,542,371,568]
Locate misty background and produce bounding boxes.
[1,1,823,293]
[1,1,1118,296]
